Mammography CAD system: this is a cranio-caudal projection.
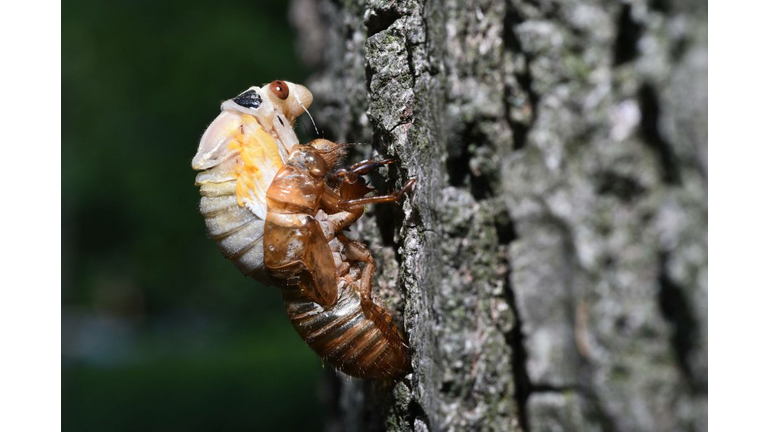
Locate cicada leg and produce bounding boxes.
[334,157,414,205]
[332,158,395,181]
[319,187,366,235]
[337,178,416,209]
[336,233,376,305]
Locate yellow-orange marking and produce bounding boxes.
[229,115,284,207]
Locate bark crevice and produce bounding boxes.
[504,256,531,432]
[639,83,681,185]
[612,3,643,66]
[503,0,538,151]
[657,251,704,393]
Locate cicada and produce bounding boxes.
[191,80,312,284]
[192,82,413,379]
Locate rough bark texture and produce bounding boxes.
[290,0,707,430]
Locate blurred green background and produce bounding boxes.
[62,0,326,430]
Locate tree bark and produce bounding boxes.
[290,0,707,430]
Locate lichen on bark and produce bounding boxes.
[291,0,707,430]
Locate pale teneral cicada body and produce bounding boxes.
[192,80,312,284]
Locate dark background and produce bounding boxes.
[62,1,326,430]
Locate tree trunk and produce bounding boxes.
[290,0,707,430]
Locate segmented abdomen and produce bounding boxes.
[198,180,270,284]
[281,281,411,380]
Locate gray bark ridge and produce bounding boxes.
[291,0,707,430]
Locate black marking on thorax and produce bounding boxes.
[233,89,262,109]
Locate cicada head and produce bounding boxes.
[262,80,313,125]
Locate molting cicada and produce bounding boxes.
[192,82,414,379]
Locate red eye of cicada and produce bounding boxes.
[269,80,289,100]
